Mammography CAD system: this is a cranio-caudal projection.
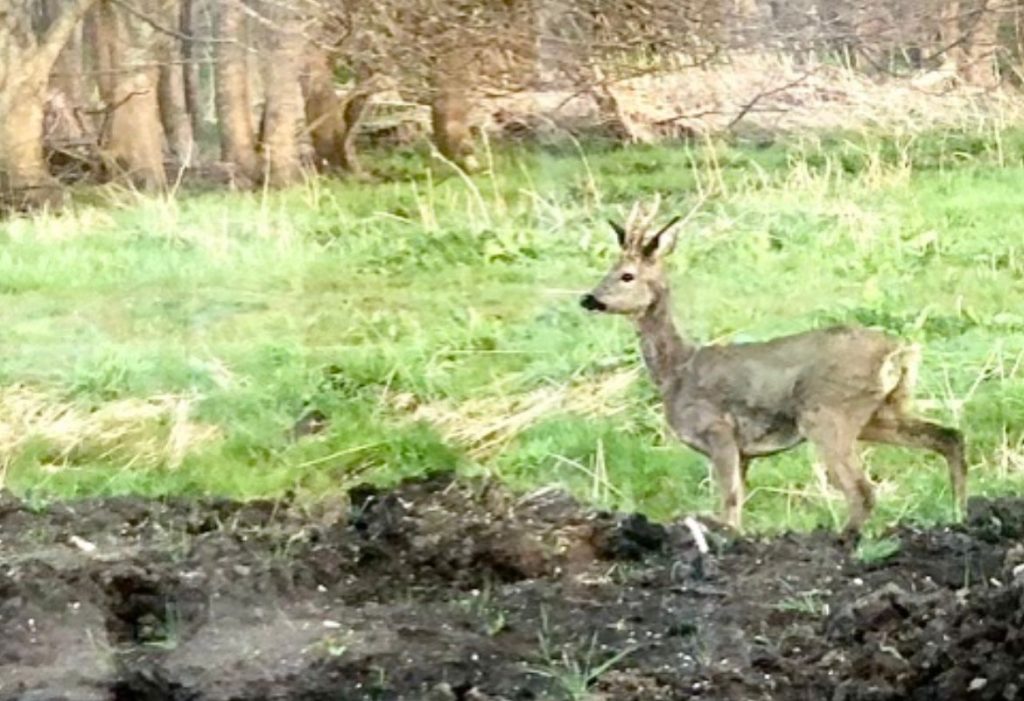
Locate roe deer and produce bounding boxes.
[580,198,967,536]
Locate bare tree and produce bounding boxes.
[255,0,307,185]
[156,0,195,166]
[939,0,965,70]
[215,0,259,183]
[181,0,202,144]
[44,0,88,110]
[93,0,169,189]
[331,0,737,160]
[5,0,1023,207]
[961,0,1001,86]
[330,1,533,169]
[431,46,481,170]
[301,48,374,175]
[0,0,98,208]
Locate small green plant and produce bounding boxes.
[855,536,902,563]
[773,590,830,616]
[530,608,635,700]
[529,638,635,701]
[307,635,348,658]
[141,603,183,651]
[459,579,509,636]
[370,665,389,700]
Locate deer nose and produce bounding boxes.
[580,294,607,311]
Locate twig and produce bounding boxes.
[108,0,227,44]
[683,516,710,555]
[725,70,816,131]
[81,89,149,117]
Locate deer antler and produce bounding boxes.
[621,195,662,250]
[618,193,706,252]
[638,193,661,233]
[624,201,641,237]
[641,192,708,250]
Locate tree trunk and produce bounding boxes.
[40,0,91,175]
[0,92,54,208]
[152,0,193,167]
[939,1,964,70]
[45,0,87,109]
[0,0,99,209]
[159,61,194,166]
[303,49,344,169]
[94,0,167,189]
[815,0,854,65]
[181,0,202,144]
[962,1,1001,86]
[303,48,346,171]
[302,49,371,176]
[214,0,258,183]
[431,89,478,171]
[339,88,371,176]
[431,48,479,172]
[257,1,305,186]
[730,0,764,47]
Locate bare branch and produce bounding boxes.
[108,0,227,44]
[725,70,817,131]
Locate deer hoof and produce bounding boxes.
[837,525,863,549]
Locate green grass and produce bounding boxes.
[2,129,1024,534]
[855,536,903,564]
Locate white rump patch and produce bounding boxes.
[878,344,921,401]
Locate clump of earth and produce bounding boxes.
[3,472,1024,700]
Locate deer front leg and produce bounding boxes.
[704,421,745,532]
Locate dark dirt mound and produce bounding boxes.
[2,473,1023,701]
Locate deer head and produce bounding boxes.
[580,196,682,316]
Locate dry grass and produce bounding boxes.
[397,369,641,459]
[0,385,221,488]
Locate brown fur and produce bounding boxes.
[581,199,967,536]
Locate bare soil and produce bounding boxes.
[3,473,1024,701]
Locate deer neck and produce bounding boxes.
[634,289,695,393]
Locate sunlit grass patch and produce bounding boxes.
[0,384,219,488]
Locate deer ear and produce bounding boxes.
[641,215,683,259]
[608,220,627,249]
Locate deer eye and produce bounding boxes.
[620,272,635,282]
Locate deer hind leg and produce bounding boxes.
[859,416,967,515]
[705,421,745,532]
[800,407,876,537]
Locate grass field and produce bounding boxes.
[1,129,1023,534]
